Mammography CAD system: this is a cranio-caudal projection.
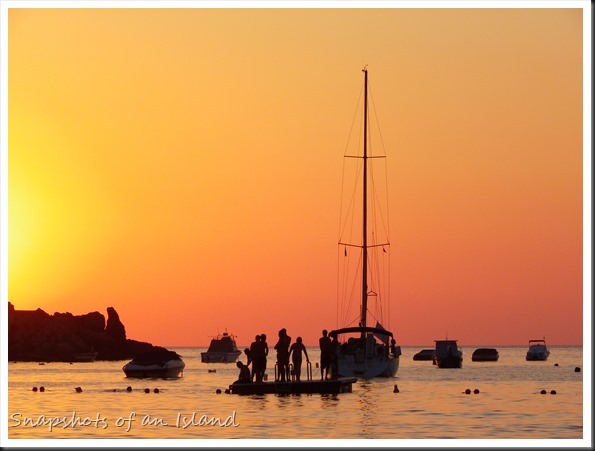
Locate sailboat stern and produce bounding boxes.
[331,326,399,378]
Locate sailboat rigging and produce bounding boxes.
[330,67,401,379]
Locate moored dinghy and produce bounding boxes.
[413,349,435,361]
[123,349,185,378]
[472,348,499,362]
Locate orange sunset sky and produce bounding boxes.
[3,5,589,347]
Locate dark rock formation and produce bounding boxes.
[105,306,126,341]
[7,302,167,362]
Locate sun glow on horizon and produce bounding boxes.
[4,6,586,347]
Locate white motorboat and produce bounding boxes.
[201,331,242,363]
[122,350,185,378]
[526,339,550,361]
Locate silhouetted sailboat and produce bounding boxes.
[330,67,401,378]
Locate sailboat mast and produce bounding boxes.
[361,67,368,330]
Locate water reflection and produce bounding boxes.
[7,347,583,440]
[356,381,376,437]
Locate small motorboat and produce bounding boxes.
[413,349,435,361]
[526,339,550,361]
[73,350,98,362]
[433,339,463,368]
[471,348,499,362]
[123,350,185,378]
[201,331,242,363]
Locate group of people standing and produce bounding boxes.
[239,328,312,383]
[318,329,340,380]
[236,328,397,384]
[237,328,343,384]
[274,328,311,382]
[242,333,269,383]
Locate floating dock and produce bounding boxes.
[229,377,357,395]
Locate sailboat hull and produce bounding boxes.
[331,326,400,378]
[338,355,399,379]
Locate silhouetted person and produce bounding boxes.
[243,348,252,367]
[288,336,310,381]
[390,338,398,357]
[329,332,340,379]
[259,333,269,381]
[250,335,265,382]
[234,361,251,384]
[274,328,291,382]
[319,329,332,380]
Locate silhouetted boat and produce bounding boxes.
[413,349,435,361]
[122,350,185,378]
[471,348,499,362]
[433,339,463,368]
[73,350,98,362]
[201,331,241,363]
[331,67,400,379]
[526,339,550,361]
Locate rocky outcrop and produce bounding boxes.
[105,306,126,341]
[7,302,167,362]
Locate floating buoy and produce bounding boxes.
[126,386,132,392]
[224,389,230,394]
[474,389,479,394]
[208,369,216,373]
[144,388,150,393]
[393,384,399,393]
[554,363,559,367]
[550,390,557,395]
[154,388,160,393]
[32,387,38,392]
[75,387,82,393]
[216,389,222,394]
[540,390,546,394]
[575,367,581,372]
[465,389,471,394]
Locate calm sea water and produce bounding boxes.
[5,346,586,445]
